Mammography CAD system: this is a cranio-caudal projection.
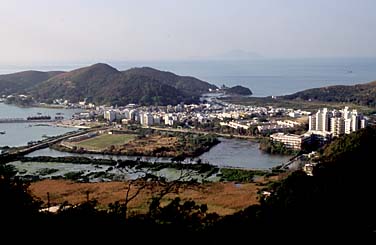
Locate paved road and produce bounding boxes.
[3,127,107,157]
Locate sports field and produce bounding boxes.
[76,134,136,150]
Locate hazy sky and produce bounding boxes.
[1,0,376,64]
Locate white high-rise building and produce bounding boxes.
[123,109,130,119]
[360,118,367,129]
[129,109,139,121]
[139,112,145,125]
[164,113,174,126]
[309,115,316,131]
[351,114,359,132]
[104,110,116,122]
[345,118,352,134]
[309,107,365,135]
[343,106,350,119]
[330,117,345,136]
[314,108,330,132]
[144,113,154,126]
[153,115,161,124]
[322,108,331,132]
[315,110,323,131]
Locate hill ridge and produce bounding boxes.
[0,63,218,106]
[283,80,376,107]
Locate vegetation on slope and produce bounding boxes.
[30,64,217,106]
[224,85,252,96]
[124,67,217,96]
[0,64,217,106]
[283,80,376,107]
[0,70,64,94]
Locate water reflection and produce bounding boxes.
[27,138,290,169]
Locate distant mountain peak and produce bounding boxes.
[84,63,119,72]
[90,63,117,69]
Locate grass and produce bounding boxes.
[219,168,268,182]
[76,134,136,150]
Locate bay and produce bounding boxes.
[0,103,81,147]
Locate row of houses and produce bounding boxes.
[66,132,98,142]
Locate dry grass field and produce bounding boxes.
[30,179,272,216]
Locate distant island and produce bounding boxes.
[223,85,252,96]
[0,63,219,106]
[222,79,376,111]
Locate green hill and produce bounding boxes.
[224,85,252,96]
[124,67,217,97]
[283,80,376,107]
[3,63,217,106]
[0,70,64,94]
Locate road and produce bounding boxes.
[2,127,107,157]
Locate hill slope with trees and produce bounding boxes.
[0,70,64,94]
[283,80,376,107]
[0,64,217,106]
[223,85,252,96]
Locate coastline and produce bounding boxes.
[54,123,91,129]
[3,101,67,109]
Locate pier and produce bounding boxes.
[0,118,56,123]
[0,126,109,162]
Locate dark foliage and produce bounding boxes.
[213,126,376,237]
[0,70,64,94]
[0,164,42,227]
[2,127,376,238]
[224,85,252,96]
[283,80,376,107]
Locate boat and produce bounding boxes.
[0,131,5,134]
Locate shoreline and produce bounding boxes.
[54,123,91,129]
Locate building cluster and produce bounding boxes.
[98,98,310,131]
[102,103,203,127]
[270,132,311,150]
[219,119,302,133]
[269,107,369,151]
[66,132,98,142]
[309,107,367,136]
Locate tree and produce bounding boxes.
[0,164,42,223]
